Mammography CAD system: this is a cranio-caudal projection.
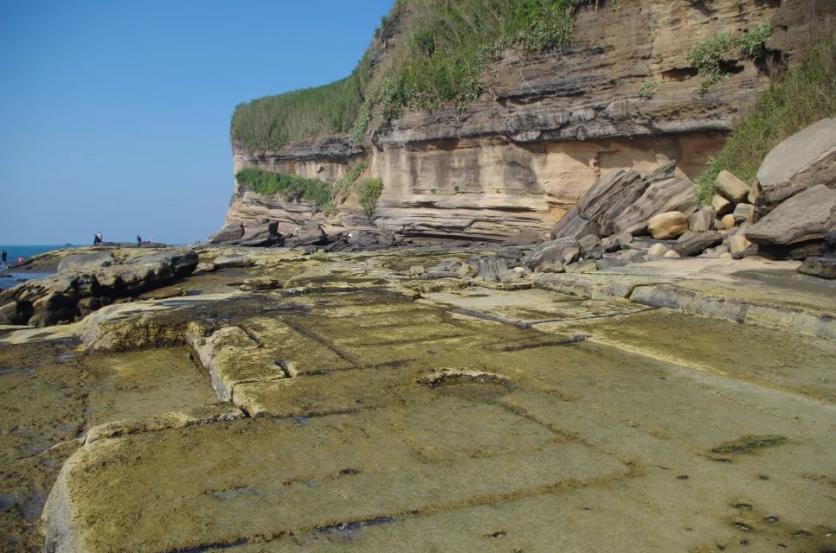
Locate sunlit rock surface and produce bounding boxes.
[0,246,834,552]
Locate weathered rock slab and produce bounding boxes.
[747,184,836,247]
[757,118,836,211]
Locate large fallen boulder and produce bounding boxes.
[285,221,328,247]
[208,222,245,245]
[612,175,699,235]
[239,221,283,247]
[746,185,836,257]
[0,248,198,326]
[550,162,679,240]
[756,118,836,213]
[672,231,723,257]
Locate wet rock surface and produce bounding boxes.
[0,246,834,553]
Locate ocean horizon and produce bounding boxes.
[0,244,73,264]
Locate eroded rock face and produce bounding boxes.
[215,0,834,244]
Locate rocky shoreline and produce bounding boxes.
[1,237,835,552]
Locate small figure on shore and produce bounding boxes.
[1,249,7,270]
[93,231,103,245]
[137,235,143,246]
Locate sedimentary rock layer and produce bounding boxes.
[220,0,834,242]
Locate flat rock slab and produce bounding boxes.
[3,247,834,553]
[44,398,626,553]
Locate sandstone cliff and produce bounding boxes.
[219,0,834,243]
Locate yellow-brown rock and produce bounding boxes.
[648,212,688,239]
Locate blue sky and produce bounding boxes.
[0,0,392,245]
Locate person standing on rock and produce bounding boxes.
[93,232,103,245]
[1,249,7,269]
[137,235,142,246]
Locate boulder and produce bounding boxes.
[720,214,737,230]
[798,256,836,279]
[578,234,603,260]
[601,231,632,252]
[711,195,732,217]
[673,231,723,257]
[733,203,755,224]
[208,223,245,245]
[239,222,283,247]
[612,176,699,235]
[728,235,757,259]
[756,118,836,212]
[127,249,199,279]
[647,211,688,239]
[523,237,580,270]
[688,207,715,233]
[648,243,669,257]
[286,222,327,247]
[715,170,751,203]
[663,250,681,258]
[746,185,836,247]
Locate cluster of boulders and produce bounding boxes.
[524,118,836,278]
[209,219,401,252]
[209,220,324,248]
[0,249,198,326]
[410,248,532,284]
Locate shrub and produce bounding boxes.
[736,22,772,59]
[332,161,367,201]
[638,80,659,98]
[696,28,836,202]
[687,33,733,93]
[688,22,773,94]
[236,168,332,207]
[358,178,384,218]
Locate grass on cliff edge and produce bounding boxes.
[236,164,369,214]
[235,168,333,208]
[231,0,596,152]
[696,29,836,203]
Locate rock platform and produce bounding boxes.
[0,246,834,552]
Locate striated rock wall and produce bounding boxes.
[219,0,835,243]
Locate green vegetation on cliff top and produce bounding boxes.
[231,0,592,152]
[697,29,836,202]
[236,163,371,215]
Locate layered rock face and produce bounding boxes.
[219,0,834,243]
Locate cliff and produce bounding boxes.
[218,0,834,244]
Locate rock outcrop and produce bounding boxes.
[0,248,198,326]
[756,118,836,213]
[215,0,835,245]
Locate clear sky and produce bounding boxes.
[0,0,392,245]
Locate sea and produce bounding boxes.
[0,244,71,290]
